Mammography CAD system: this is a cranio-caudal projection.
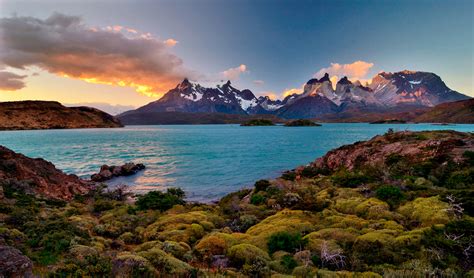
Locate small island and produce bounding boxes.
[370,119,407,124]
[240,119,275,126]
[284,119,321,127]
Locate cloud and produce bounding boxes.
[0,71,27,91]
[64,102,136,115]
[315,60,374,81]
[163,39,178,47]
[0,12,195,97]
[253,80,265,86]
[259,91,277,100]
[221,64,248,80]
[282,86,304,98]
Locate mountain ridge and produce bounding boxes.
[119,70,470,121]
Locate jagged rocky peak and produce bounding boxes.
[337,76,352,85]
[177,78,193,89]
[306,73,331,85]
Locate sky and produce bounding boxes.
[0,0,472,113]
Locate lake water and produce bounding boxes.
[0,123,473,201]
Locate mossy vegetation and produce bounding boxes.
[1,130,473,276]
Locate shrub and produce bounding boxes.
[254,179,271,192]
[376,185,404,206]
[385,153,404,166]
[301,166,330,177]
[227,243,270,267]
[462,150,474,165]
[93,199,115,213]
[445,169,474,189]
[281,171,297,181]
[422,219,474,269]
[331,170,370,188]
[135,188,185,211]
[280,254,298,273]
[267,232,307,254]
[250,194,266,205]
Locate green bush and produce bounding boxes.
[280,254,297,273]
[331,170,370,188]
[93,199,115,213]
[376,185,404,205]
[386,154,404,166]
[250,194,266,205]
[445,169,474,189]
[267,232,307,254]
[281,171,297,181]
[422,219,474,269]
[254,179,271,192]
[462,151,474,166]
[136,188,185,211]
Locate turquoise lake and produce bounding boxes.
[0,123,473,201]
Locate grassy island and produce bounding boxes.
[240,119,275,126]
[1,130,473,277]
[284,119,321,127]
[370,119,407,124]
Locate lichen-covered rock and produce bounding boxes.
[0,245,33,277]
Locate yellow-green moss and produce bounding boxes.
[138,247,193,275]
[227,243,270,265]
[355,198,393,220]
[398,197,450,227]
[245,209,318,249]
[143,210,223,244]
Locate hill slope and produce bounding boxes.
[414,99,474,123]
[0,101,123,130]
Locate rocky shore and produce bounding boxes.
[0,130,473,277]
[91,163,146,182]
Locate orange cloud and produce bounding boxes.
[282,86,304,98]
[164,39,178,47]
[221,64,248,80]
[315,60,374,80]
[0,13,194,97]
[260,91,277,100]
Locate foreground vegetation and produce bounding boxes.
[1,130,473,277]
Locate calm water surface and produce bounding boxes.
[0,123,473,201]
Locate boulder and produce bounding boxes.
[0,245,33,277]
[91,163,145,182]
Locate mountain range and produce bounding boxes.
[119,70,470,121]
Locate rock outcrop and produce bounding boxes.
[0,101,123,130]
[311,130,473,172]
[0,146,92,200]
[91,163,146,182]
[0,245,33,277]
